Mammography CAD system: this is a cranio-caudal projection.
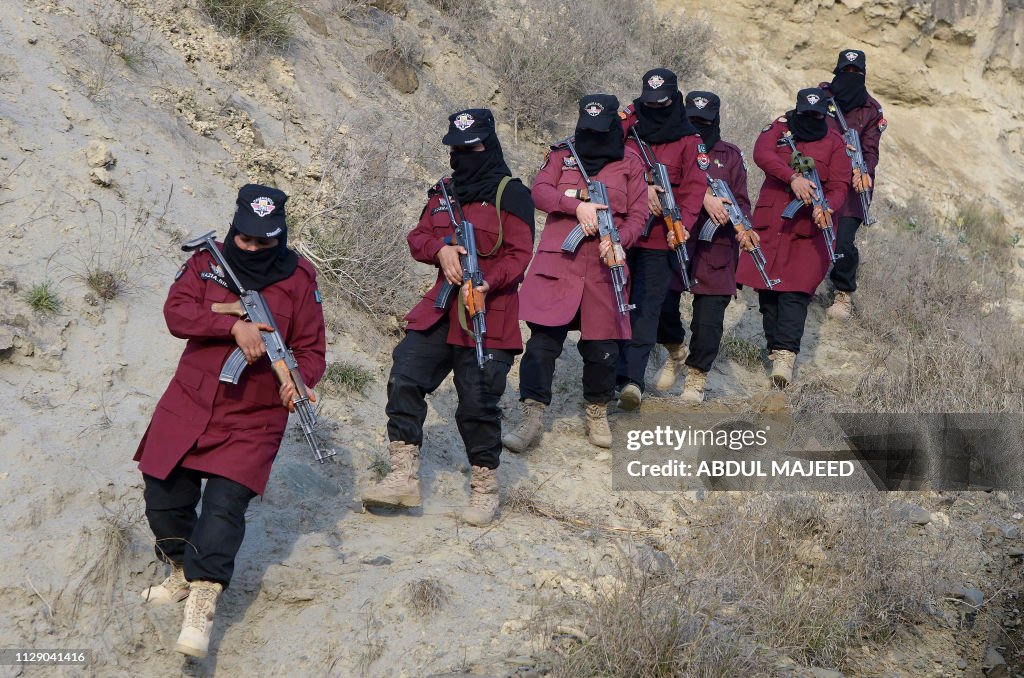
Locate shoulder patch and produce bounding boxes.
[761,123,773,133]
[174,262,187,281]
[878,118,888,133]
[314,288,322,304]
[696,152,710,170]
[740,150,748,172]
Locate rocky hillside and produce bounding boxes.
[1,0,1022,676]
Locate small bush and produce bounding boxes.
[721,333,763,370]
[25,281,61,314]
[321,360,376,395]
[366,453,391,481]
[404,577,451,616]
[85,270,125,301]
[91,6,153,71]
[200,0,295,49]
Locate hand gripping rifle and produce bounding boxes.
[828,97,877,226]
[700,174,781,290]
[182,231,335,464]
[779,134,843,263]
[432,178,491,369]
[629,126,695,291]
[558,137,636,315]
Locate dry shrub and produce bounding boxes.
[552,493,966,675]
[294,118,425,320]
[851,204,1024,412]
[404,577,452,616]
[61,199,153,304]
[953,199,1013,267]
[200,0,295,49]
[484,0,712,140]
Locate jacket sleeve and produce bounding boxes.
[859,107,884,176]
[754,124,795,185]
[616,154,650,249]
[532,152,581,217]
[676,137,708,231]
[163,253,239,340]
[825,140,853,214]
[407,197,445,266]
[483,212,534,294]
[731,151,753,220]
[287,266,328,389]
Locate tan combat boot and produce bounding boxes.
[501,399,545,453]
[141,561,189,604]
[769,350,796,388]
[653,343,688,391]
[461,465,499,526]
[618,383,642,411]
[585,403,613,448]
[827,291,853,320]
[361,441,422,508]
[680,366,707,403]
[174,580,223,658]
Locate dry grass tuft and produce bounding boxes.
[67,500,143,625]
[721,332,763,370]
[200,0,295,49]
[404,577,452,616]
[320,360,376,396]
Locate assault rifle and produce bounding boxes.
[700,174,780,290]
[182,231,334,464]
[629,126,695,291]
[559,137,635,315]
[780,134,843,263]
[828,98,877,226]
[433,178,491,369]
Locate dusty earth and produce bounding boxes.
[1,0,1023,676]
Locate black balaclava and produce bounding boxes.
[690,115,721,151]
[221,225,298,294]
[633,92,698,144]
[830,71,868,112]
[447,134,536,235]
[785,110,828,143]
[574,127,625,176]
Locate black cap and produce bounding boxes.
[442,108,495,146]
[638,68,678,104]
[685,90,720,121]
[233,184,287,239]
[795,88,829,115]
[576,94,620,132]
[833,49,866,74]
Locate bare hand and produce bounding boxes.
[852,168,873,193]
[463,280,490,305]
[279,381,316,411]
[647,185,663,216]
[704,192,731,226]
[735,226,760,252]
[790,175,817,205]
[812,205,833,230]
[231,320,273,364]
[437,245,465,285]
[576,202,608,236]
[599,239,625,263]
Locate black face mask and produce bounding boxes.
[633,92,697,144]
[786,110,828,143]
[449,135,513,206]
[690,116,721,152]
[830,71,868,112]
[221,225,299,294]
[573,127,625,176]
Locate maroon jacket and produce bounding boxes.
[135,246,327,495]
[682,139,751,296]
[403,192,534,351]
[519,146,648,340]
[620,105,706,249]
[735,117,852,295]
[819,82,885,221]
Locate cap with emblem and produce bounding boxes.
[233,183,288,238]
[576,94,620,132]
[442,108,495,146]
[684,90,720,121]
[637,68,678,104]
[795,87,829,115]
[833,49,866,74]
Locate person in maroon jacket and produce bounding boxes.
[135,184,327,658]
[361,109,534,527]
[502,94,648,453]
[654,91,754,402]
[819,49,886,320]
[615,69,706,411]
[735,88,852,387]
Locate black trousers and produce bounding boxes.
[617,248,673,392]
[656,291,731,372]
[144,467,256,588]
[758,290,812,353]
[519,320,618,406]
[386,317,513,469]
[829,216,862,292]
